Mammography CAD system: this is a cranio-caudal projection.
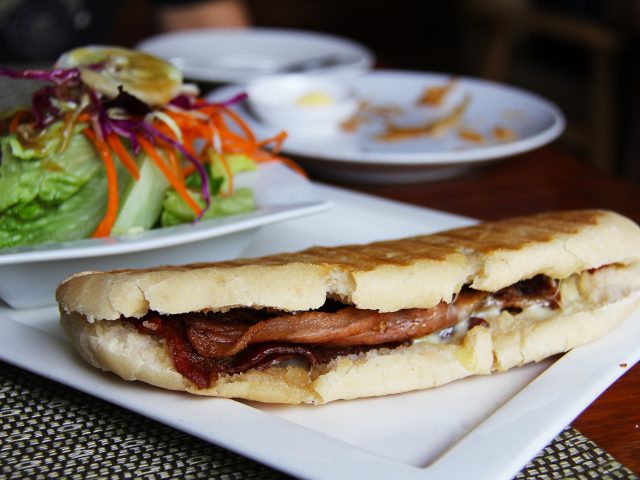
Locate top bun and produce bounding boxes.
[56,210,640,321]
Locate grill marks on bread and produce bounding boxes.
[56,209,635,322]
[429,212,600,254]
[204,211,603,276]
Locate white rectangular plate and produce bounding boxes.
[1,184,638,480]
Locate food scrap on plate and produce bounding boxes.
[341,78,519,145]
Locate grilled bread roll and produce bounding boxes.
[57,210,640,404]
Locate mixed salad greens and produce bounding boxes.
[0,46,293,249]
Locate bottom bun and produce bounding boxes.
[60,266,640,404]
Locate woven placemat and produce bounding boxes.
[0,361,637,480]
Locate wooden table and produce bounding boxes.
[317,145,640,473]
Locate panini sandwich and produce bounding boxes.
[56,210,640,404]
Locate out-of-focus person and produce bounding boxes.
[0,0,250,63]
[155,0,250,31]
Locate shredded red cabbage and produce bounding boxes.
[144,123,211,216]
[109,118,143,154]
[207,92,248,108]
[0,67,81,84]
[168,94,196,110]
[31,85,58,128]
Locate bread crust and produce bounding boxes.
[56,210,640,320]
[59,309,493,404]
[59,263,640,404]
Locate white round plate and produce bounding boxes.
[136,28,374,83]
[208,70,565,183]
[0,163,329,309]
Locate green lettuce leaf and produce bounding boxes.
[160,153,256,227]
[0,171,107,247]
[209,153,256,194]
[0,129,109,248]
[0,128,100,213]
[160,187,254,227]
[1,122,64,161]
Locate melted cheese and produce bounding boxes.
[412,264,640,347]
[414,284,559,346]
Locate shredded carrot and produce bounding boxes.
[182,164,197,178]
[161,110,204,137]
[182,140,199,161]
[157,117,200,160]
[111,104,306,217]
[167,107,260,157]
[153,138,181,176]
[164,145,180,176]
[150,123,184,176]
[258,156,308,178]
[167,108,303,182]
[219,106,256,144]
[137,135,202,216]
[9,110,26,133]
[77,113,91,123]
[215,128,257,156]
[257,131,288,154]
[84,128,119,237]
[106,133,140,180]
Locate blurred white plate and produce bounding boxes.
[209,70,565,183]
[136,28,374,83]
[0,163,329,309]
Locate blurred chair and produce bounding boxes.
[464,0,623,174]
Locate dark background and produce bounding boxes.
[2,0,640,183]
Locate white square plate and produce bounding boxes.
[1,184,637,479]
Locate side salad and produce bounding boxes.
[0,46,295,249]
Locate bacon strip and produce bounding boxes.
[225,341,406,375]
[186,305,444,358]
[185,288,491,358]
[131,275,561,388]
